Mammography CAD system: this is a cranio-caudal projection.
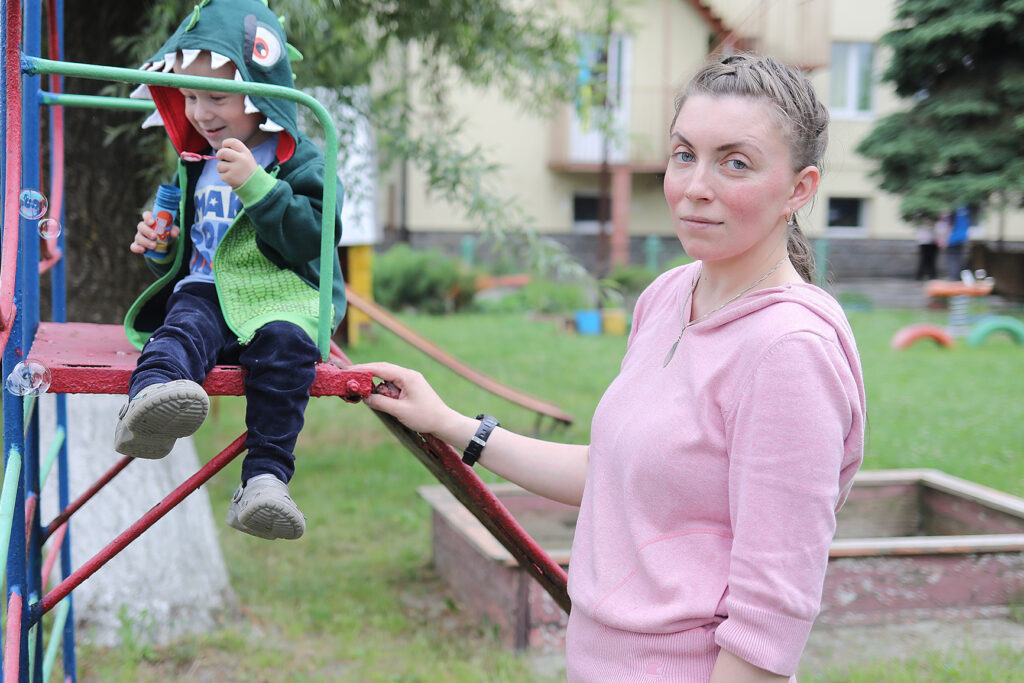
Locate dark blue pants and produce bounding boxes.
[130,282,320,484]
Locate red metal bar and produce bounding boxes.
[397,421,569,612]
[331,344,570,612]
[3,589,23,678]
[38,0,63,275]
[24,492,37,544]
[1,0,25,350]
[41,522,67,589]
[39,432,248,615]
[41,455,132,543]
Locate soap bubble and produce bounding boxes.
[18,190,48,220]
[4,360,52,396]
[38,218,62,239]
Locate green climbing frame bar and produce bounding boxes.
[0,447,24,587]
[40,91,155,111]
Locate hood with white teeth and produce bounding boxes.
[131,0,301,163]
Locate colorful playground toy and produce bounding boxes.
[966,315,1024,348]
[889,322,955,350]
[891,275,1022,350]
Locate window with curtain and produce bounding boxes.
[830,42,875,118]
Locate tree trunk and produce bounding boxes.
[52,1,160,325]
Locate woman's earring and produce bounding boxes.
[786,212,796,227]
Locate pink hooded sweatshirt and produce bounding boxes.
[566,261,866,681]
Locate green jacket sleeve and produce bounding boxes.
[237,156,342,268]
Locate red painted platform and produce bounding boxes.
[28,321,373,400]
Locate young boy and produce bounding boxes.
[116,0,345,541]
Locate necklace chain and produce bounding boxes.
[662,254,790,368]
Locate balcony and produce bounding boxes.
[548,84,673,174]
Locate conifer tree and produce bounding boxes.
[857,0,1024,227]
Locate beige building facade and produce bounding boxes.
[379,0,1024,278]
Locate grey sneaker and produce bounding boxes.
[114,380,209,459]
[225,474,306,540]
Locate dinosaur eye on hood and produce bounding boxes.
[244,14,284,68]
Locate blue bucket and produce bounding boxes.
[575,309,602,336]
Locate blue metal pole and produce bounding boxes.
[2,156,29,683]
[22,0,45,679]
[49,1,76,679]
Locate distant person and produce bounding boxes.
[946,206,971,280]
[915,213,948,281]
[115,0,345,541]
[353,54,866,681]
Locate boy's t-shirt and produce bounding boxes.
[176,135,277,291]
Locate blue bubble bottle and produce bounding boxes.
[145,184,182,263]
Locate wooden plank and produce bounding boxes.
[920,469,1024,518]
[830,534,1024,557]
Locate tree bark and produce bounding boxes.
[54,1,160,324]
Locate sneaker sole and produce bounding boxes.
[229,499,305,540]
[241,501,305,540]
[114,382,209,459]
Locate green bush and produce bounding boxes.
[372,244,477,314]
[607,264,659,296]
[481,278,591,314]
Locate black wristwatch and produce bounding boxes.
[462,414,499,466]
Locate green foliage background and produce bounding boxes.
[857,0,1024,222]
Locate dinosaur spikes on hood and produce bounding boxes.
[137,0,301,163]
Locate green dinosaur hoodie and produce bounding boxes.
[123,0,345,351]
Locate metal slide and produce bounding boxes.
[345,285,574,427]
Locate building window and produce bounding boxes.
[827,197,867,235]
[830,42,875,117]
[573,193,612,234]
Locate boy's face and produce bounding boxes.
[174,53,269,150]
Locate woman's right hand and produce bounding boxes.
[129,211,179,255]
[349,361,466,437]
[352,361,589,506]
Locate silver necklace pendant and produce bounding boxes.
[662,337,681,367]
[662,254,789,368]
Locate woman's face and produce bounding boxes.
[663,94,815,265]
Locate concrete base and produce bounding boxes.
[38,394,235,647]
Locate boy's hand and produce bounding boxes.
[216,138,259,189]
[130,211,180,255]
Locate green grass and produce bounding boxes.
[849,309,1024,496]
[74,308,1024,681]
[803,644,1024,683]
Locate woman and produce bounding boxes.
[352,54,865,682]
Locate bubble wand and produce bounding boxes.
[180,151,218,162]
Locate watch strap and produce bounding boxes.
[462,414,499,466]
